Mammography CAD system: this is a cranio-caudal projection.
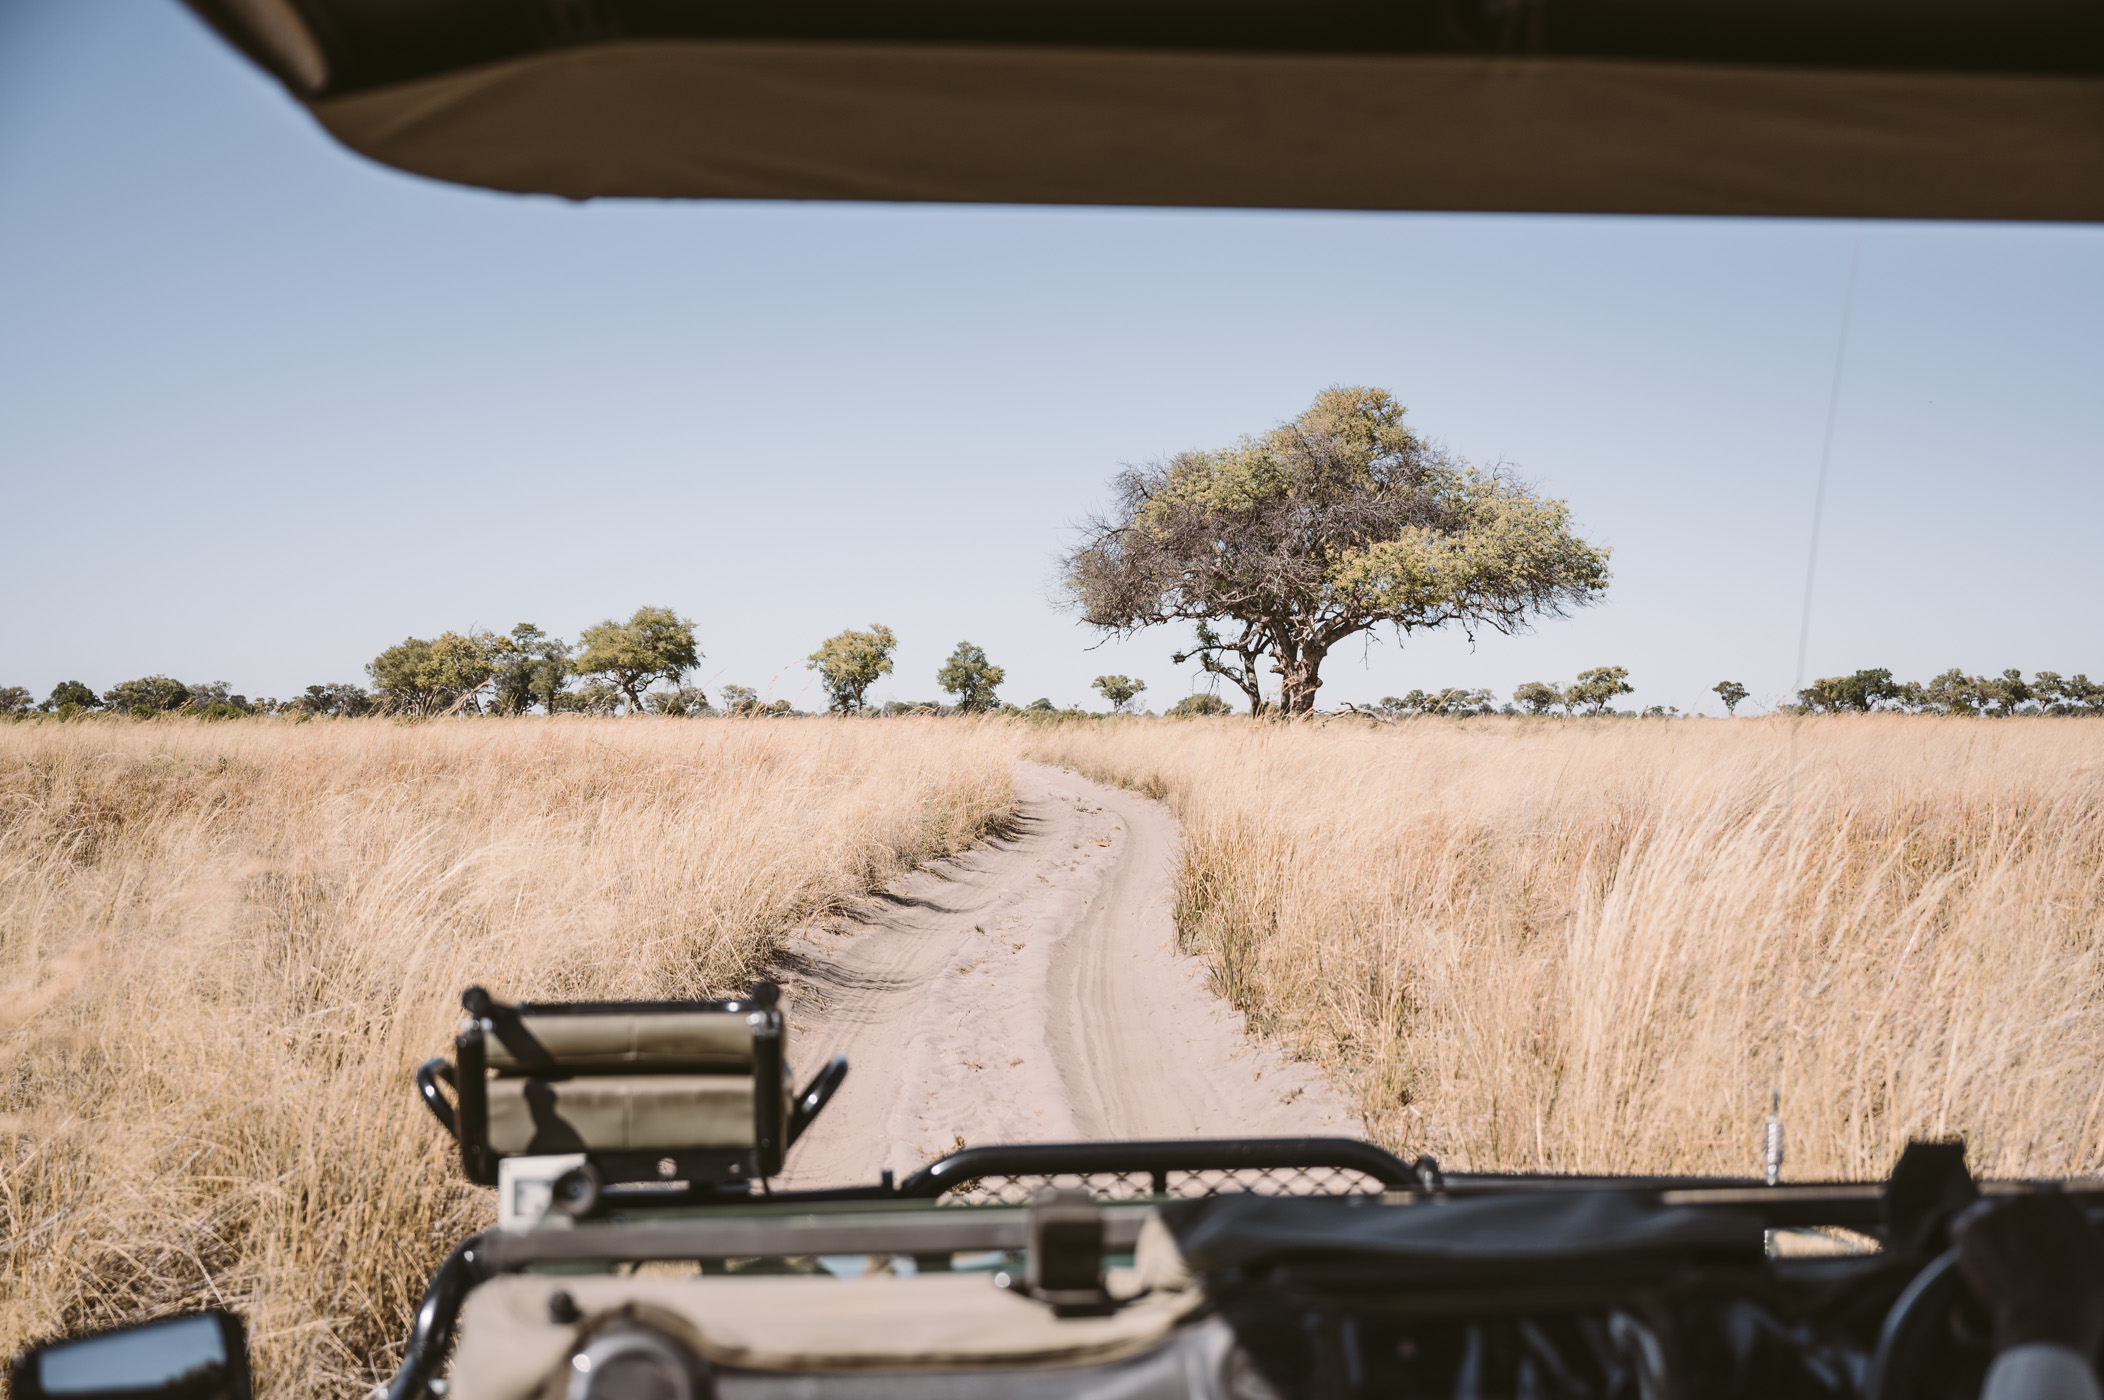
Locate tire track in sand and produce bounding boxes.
[775,761,1356,1187]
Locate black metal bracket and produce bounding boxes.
[789,1055,849,1146]
[750,983,784,1179]
[1883,1140,1978,1254]
[414,1058,457,1139]
[380,1233,491,1400]
[454,1017,493,1185]
[1021,1188,1119,1317]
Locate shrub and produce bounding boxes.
[43,681,99,712]
[1092,675,1147,713]
[647,686,713,716]
[101,676,191,715]
[936,642,1005,713]
[298,683,376,718]
[1512,681,1562,716]
[1379,688,1496,718]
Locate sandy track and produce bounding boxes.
[776,761,1357,1187]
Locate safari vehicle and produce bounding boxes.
[10,2,2097,1397]
[9,985,2097,1400]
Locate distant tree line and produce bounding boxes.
[9,622,2096,726]
[1344,668,1657,719]
[1342,665,2101,720]
[3,611,1078,721]
[0,676,283,720]
[1326,662,2103,721]
[1791,667,2103,716]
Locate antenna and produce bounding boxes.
[1789,237,1863,718]
[1774,235,1863,1139]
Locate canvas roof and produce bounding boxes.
[185,0,2103,219]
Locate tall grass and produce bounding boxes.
[1031,716,2104,1181]
[0,717,1015,1396]
[7,711,2098,1394]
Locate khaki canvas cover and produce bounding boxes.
[483,1011,754,1073]
[484,1075,755,1154]
[450,1271,1203,1399]
[183,1,2104,221]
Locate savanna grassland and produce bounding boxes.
[5,712,2101,1396]
[0,718,1014,1395]
[1029,715,2104,1180]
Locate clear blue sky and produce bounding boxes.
[5,2,2100,715]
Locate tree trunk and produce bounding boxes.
[1193,646,1265,713]
[1229,655,1265,714]
[1278,645,1328,715]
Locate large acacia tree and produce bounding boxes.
[1061,386,1611,715]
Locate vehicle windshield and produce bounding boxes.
[1,4,2097,1398]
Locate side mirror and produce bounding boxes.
[8,1311,250,1400]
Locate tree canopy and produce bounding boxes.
[575,607,700,714]
[491,624,572,715]
[1062,386,1610,714]
[937,642,1004,713]
[647,685,711,716]
[44,681,100,711]
[102,676,191,715]
[299,683,375,717]
[1794,667,2102,717]
[808,625,898,712]
[1563,665,1633,715]
[367,632,499,715]
[1713,680,1750,716]
[1512,681,1562,716]
[1165,692,1232,718]
[1091,675,1147,713]
[1382,687,1496,717]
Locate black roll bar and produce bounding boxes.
[896,1136,1423,1198]
[380,1233,489,1400]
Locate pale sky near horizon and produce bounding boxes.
[4,2,2100,716]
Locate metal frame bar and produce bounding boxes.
[454,1024,491,1186]
[896,1137,1422,1197]
[478,1206,1155,1268]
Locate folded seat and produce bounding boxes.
[417,982,844,1189]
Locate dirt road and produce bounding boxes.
[777,761,1357,1187]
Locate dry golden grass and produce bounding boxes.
[0,717,1016,1396]
[1030,715,2104,1181]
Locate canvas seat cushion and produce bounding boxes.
[485,1074,755,1154]
[483,1012,757,1074]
